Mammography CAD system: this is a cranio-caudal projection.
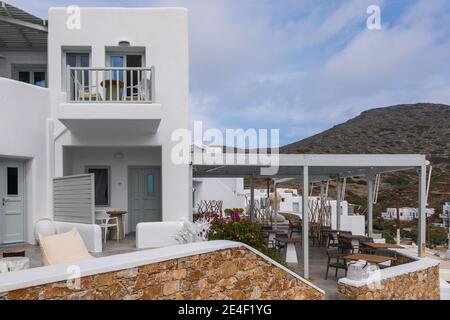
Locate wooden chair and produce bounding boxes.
[337,235,355,254]
[375,249,397,268]
[358,236,374,254]
[320,226,331,246]
[310,223,321,246]
[327,231,338,248]
[284,214,302,238]
[325,247,347,280]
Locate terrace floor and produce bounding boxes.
[289,242,342,300]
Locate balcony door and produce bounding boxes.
[107,54,143,97]
[0,161,25,244]
[66,53,90,99]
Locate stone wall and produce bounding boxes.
[0,247,324,300]
[337,265,440,300]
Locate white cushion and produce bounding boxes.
[39,228,94,266]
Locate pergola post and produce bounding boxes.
[188,163,193,222]
[274,180,278,229]
[418,165,427,257]
[250,175,255,222]
[367,174,374,237]
[303,166,309,279]
[336,177,341,230]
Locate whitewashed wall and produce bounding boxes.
[0,78,50,243]
[48,8,190,222]
[63,146,162,232]
[193,178,245,212]
[0,51,47,79]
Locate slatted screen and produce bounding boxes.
[53,174,95,224]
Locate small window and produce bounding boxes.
[87,167,110,206]
[34,72,46,87]
[18,72,30,83]
[7,167,18,196]
[147,175,154,194]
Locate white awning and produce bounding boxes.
[192,152,427,180]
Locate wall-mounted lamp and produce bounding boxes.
[118,39,130,47]
[113,152,124,159]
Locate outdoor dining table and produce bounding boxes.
[343,253,394,266]
[360,242,404,249]
[338,234,365,240]
[107,210,127,240]
[263,229,287,249]
[276,237,302,264]
[100,79,125,101]
[359,242,403,253]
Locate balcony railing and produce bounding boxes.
[66,66,155,103]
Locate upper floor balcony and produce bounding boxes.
[66,66,155,103]
[58,66,162,135]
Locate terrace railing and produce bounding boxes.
[66,66,155,103]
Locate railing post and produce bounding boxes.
[66,65,71,102]
[151,65,155,103]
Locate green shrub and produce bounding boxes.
[208,215,287,266]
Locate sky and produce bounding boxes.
[7,0,450,146]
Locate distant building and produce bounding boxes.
[439,202,450,228]
[382,207,435,221]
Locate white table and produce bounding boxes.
[276,237,302,264]
[0,257,30,273]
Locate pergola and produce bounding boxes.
[191,152,429,279]
[0,1,47,50]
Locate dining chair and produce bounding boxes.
[358,236,374,254]
[320,226,331,246]
[337,235,354,254]
[327,231,338,248]
[95,210,119,243]
[325,247,347,279]
[374,249,397,268]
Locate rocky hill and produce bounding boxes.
[280,103,450,215]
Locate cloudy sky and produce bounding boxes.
[8,0,450,146]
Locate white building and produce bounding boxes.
[439,202,450,228]
[382,207,435,221]
[245,188,365,235]
[193,178,245,211]
[0,4,190,245]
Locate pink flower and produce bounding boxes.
[230,210,241,221]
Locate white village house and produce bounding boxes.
[0,3,435,290]
[382,207,435,221]
[0,5,190,247]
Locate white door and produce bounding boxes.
[0,162,25,244]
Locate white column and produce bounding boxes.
[188,164,193,222]
[367,174,374,237]
[303,166,309,279]
[418,165,426,257]
[336,177,341,230]
[274,181,278,229]
[250,175,255,222]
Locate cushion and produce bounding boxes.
[39,228,94,266]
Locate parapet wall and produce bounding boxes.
[0,241,324,300]
[337,253,440,300]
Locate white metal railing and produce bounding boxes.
[66,66,155,103]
